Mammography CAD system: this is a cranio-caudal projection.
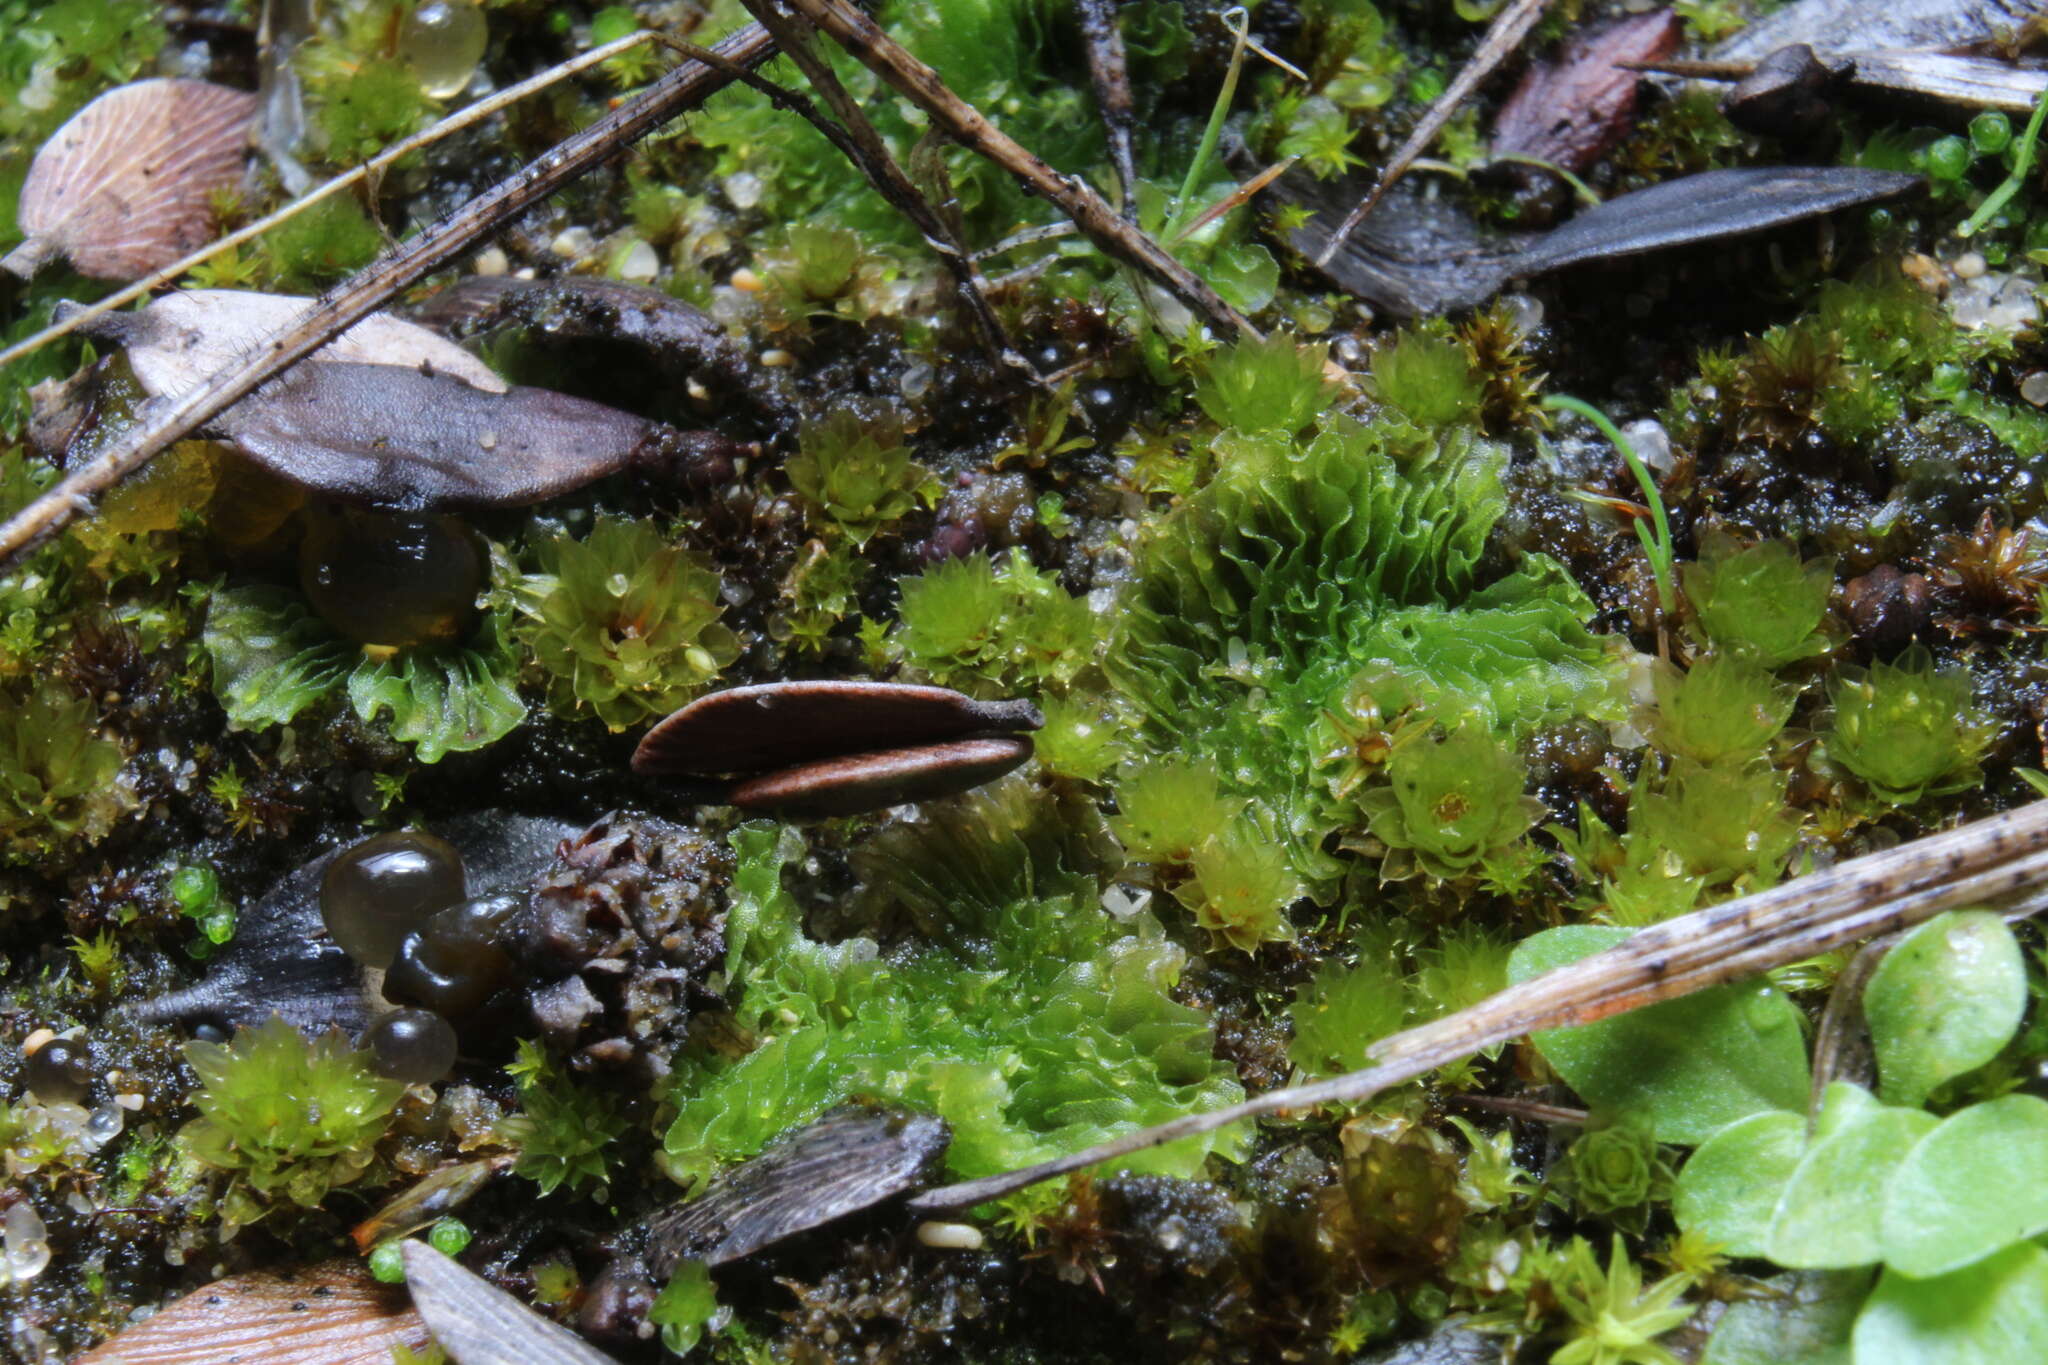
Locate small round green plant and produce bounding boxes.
[180,1016,404,1231]
[1176,824,1301,953]
[1642,653,1796,765]
[1359,726,1546,880]
[1371,327,1485,430]
[1110,756,1242,865]
[1679,531,1834,668]
[1824,646,1991,804]
[516,516,739,732]
[786,411,932,545]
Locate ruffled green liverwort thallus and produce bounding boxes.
[633,680,1043,817]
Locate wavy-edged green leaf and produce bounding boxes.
[1768,1094,1937,1269]
[1880,1095,2048,1278]
[1852,1243,2048,1365]
[1674,1109,1806,1257]
[203,585,354,729]
[345,608,525,764]
[1509,926,1810,1143]
[1865,911,2026,1108]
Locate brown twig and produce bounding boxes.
[1314,0,1552,267]
[908,798,2048,1212]
[0,24,778,568]
[776,0,1261,343]
[719,1,1022,370]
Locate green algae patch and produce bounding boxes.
[664,790,1247,1192]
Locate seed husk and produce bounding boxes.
[401,1241,621,1365]
[74,1259,429,1365]
[633,680,1042,777]
[6,80,257,282]
[727,735,1036,817]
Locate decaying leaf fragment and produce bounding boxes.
[4,80,257,282]
[1493,9,1683,173]
[402,1241,621,1365]
[75,1259,428,1365]
[1716,0,2040,60]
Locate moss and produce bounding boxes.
[1560,1114,1668,1219]
[496,1040,629,1199]
[665,789,1246,1191]
[1111,421,1622,893]
[180,1017,403,1232]
[1289,925,1408,1075]
[0,0,164,144]
[1629,757,1801,891]
[1177,819,1302,953]
[1642,654,1796,765]
[1372,326,1486,431]
[1358,726,1546,882]
[1679,531,1835,668]
[1109,755,1242,865]
[891,550,1095,696]
[0,682,126,867]
[1191,332,1334,436]
[786,411,932,544]
[516,516,740,732]
[1824,647,1991,804]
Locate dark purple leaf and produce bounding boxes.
[1494,10,1682,173]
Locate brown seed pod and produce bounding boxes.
[633,680,1043,777]
[727,736,1036,817]
[74,1259,429,1365]
[5,79,256,282]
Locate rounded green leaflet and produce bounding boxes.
[1768,1099,1938,1270]
[1507,926,1811,1144]
[1852,1242,2048,1365]
[1879,1094,2048,1279]
[1864,911,2026,1108]
[1673,1109,1806,1258]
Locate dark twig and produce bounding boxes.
[1075,0,1140,215]
[776,0,1261,343]
[0,24,778,567]
[1315,0,1551,267]
[720,1,1023,370]
[908,799,2048,1212]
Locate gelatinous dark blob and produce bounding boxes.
[126,813,578,1038]
[320,830,468,970]
[633,680,1043,777]
[1845,564,1932,653]
[585,1106,948,1342]
[25,1036,93,1104]
[383,892,525,1021]
[363,1008,460,1084]
[728,736,1036,818]
[300,509,488,649]
[212,360,748,510]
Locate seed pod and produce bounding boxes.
[73,1259,429,1365]
[728,736,1036,817]
[633,680,1043,777]
[5,80,257,282]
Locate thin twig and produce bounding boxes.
[0,29,669,373]
[1074,0,1139,216]
[1314,0,1551,267]
[720,1,1020,369]
[0,24,778,567]
[776,0,1261,343]
[1169,156,1299,244]
[907,799,2048,1212]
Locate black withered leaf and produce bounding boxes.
[402,1242,622,1365]
[633,680,1043,778]
[1285,166,1919,318]
[1514,166,1923,274]
[642,1105,951,1273]
[126,814,579,1037]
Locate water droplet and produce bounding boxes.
[400,0,489,99]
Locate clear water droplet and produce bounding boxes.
[400,0,489,99]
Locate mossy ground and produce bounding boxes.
[3,0,2048,1361]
